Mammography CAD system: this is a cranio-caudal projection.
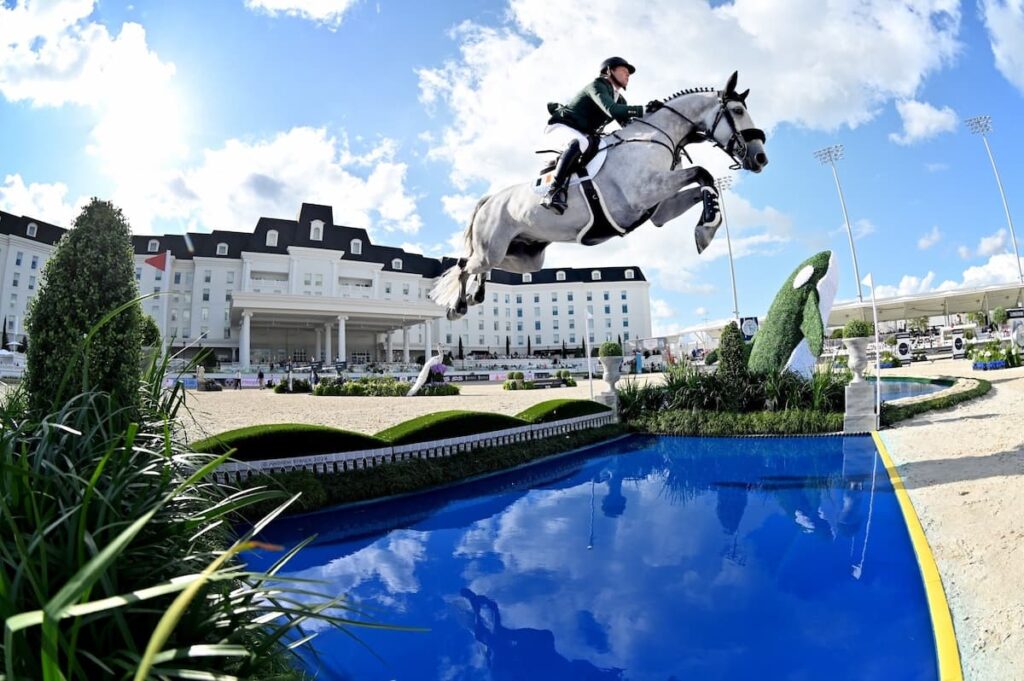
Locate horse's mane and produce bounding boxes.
[658,86,717,103]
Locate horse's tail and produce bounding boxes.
[429,195,490,309]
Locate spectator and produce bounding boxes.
[235,369,242,390]
[257,367,265,389]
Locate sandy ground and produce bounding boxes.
[876,360,1024,681]
[174,362,1024,677]
[178,374,662,442]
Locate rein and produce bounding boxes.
[603,93,765,171]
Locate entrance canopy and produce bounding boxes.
[828,281,1024,326]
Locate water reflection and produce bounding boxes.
[251,435,936,681]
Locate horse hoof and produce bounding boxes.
[455,300,468,316]
[695,222,720,255]
[446,308,462,321]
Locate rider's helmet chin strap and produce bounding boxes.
[605,70,627,91]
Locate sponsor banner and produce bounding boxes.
[952,332,967,359]
[740,316,760,341]
[895,333,912,364]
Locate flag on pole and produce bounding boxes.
[862,273,881,429]
[144,251,168,271]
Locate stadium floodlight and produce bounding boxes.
[814,144,863,302]
[965,115,1023,284]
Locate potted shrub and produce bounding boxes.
[879,350,899,369]
[842,320,874,382]
[598,341,623,392]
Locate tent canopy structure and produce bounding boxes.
[827,282,1024,326]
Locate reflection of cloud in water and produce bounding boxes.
[292,530,428,597]
[456,475,748,673]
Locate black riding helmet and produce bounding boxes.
[600,56,635,74]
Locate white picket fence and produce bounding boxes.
[213,411,616,483]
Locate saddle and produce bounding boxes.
[533,134,656,247]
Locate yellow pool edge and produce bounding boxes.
[871,431,963,681]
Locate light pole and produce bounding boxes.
[814,144,863,302]
[965,115,1023,284]
[715,176,740,321]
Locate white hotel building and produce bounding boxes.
[0,203,652,367]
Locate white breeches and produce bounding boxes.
[543,123,590,153]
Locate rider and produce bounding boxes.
[541,56,664,214]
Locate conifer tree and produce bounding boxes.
[25,199,143,417]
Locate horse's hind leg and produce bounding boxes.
[472,277,486,305]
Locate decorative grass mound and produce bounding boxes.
[192,423,385,461]
[374,410,528,445]
[880,377,992,426]
[631,409,844,436]
[516,399,611,424]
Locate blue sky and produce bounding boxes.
[2,0,1024,335]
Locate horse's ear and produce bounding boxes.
[725,71,738,95]
[738,88,750,103]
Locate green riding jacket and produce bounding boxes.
[547,77,644,134]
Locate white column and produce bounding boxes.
[387,332,394,363]
[424,319,432,356]
[288,257,298,295]
[337,316,347,364]
[324,323,332,363]
[315,328,322,361]
[403,327,410,363]
[239,311,252,369]
[330,260,339,297]
[242,260,252,292]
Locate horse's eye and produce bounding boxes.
[731,108,744,116]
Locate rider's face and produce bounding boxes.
[609,66,630,89]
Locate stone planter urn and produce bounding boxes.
[599,355,623,392]
[843,337,870,382]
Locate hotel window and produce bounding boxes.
[534,307,540,317]
[12,273,19,287]
[552,320,559,330]
[493,307,498,316]
[225,290,232,301]
[392,258,403,270]
[552,306,558,316]
[314,274,323,287]
[9,294,16,309]
[591,270,601,281]
[553,333,560,343]
[403,284,410,295]
[135,267,142,281]
[505,321,511,331]
[535,334,542,344]
[551,292,558,302]
[203,270,211,283]
[517,322,523,331]
[568,305,574,315]
[226,271,234,284]
[517,309,523,318]
[27,222,37,237]
[479,335,485,344]
[586,291,592,301]
[155,270,162,281]
[603,291,610,300]
[202,288,210,302]
[505,294,510,303]
[216,243,228,256]
[622,304,629,313]
[311,220,323,241]
[556,270,566,281]
[621,290,628,300]
[185,272,193,285]
[201,307,209,321]
[570,333,576,343]
[625,269,635,279]
[604,305,610,314]
[605,332,612,342]
[170,309,177,322]
[516,294,522,304]
[567,292,574,301]
[385,283,392,294]
[534,321,541,330]
[534,294,540,303]
[174,272,181,285]
[518,335,524,345]
[569,320,575,330]
[30,256,38,270]
[147,240,159,253]
[479,320,485,331]
[304,273,312,286]
[605,319,612,328]
[350,239,362,254]
[492,292,498,302]
[15,252,23,266]
[493,321,499,331]
[624,331,630,341]
[522,273,532,283]
[266,230,278,247]
[623,319,629,328]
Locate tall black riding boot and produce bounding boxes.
[541,140,582,215]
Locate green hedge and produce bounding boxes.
[881,377,992,426]
[516,399,611,424]
[374,410,528,445]
[631,409,843,436]
[192,423,385,461]
[238,424,628,516]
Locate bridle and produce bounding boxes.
[609,92,766,170]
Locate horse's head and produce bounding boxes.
[704,71,768,173]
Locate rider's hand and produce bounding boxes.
[645,100,664,114]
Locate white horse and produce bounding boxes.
[431,71,767,320]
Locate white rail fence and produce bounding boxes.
[213,411,616,483]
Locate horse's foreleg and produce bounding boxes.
[471,277,486,305]
[647,165,721,254]
[651,187,703,227]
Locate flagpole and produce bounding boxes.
[584,311,594,400]
[162,250,171,353]
[864,273,881,429]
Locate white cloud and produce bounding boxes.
[829,218,875,240]
[874,272,936,299]
[925,162,949,172]
[651,299,675,319]
[917,225,941,249]
[981,0,1024,93]
[957,245,973,260]
[888,99,958,145]
[148,127,422,237]
[0,174,85,227]
[418,0,961,194]
[694,306,707,317]
[0,2,188,186]
[977,228,1007,257]
[440,193,482,225]
[243,0,357,28]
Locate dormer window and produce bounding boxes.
[591,270,602,281]
[216,242,228,256]
[266,230,278,247]
[625,269,634,280]
[350,239,362,255]
[522,273,532,283]
[392,258,403,271]
[147,239,159,253]
[311,219,323,241]
[556,270,566,281]
[26,223,37,238]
